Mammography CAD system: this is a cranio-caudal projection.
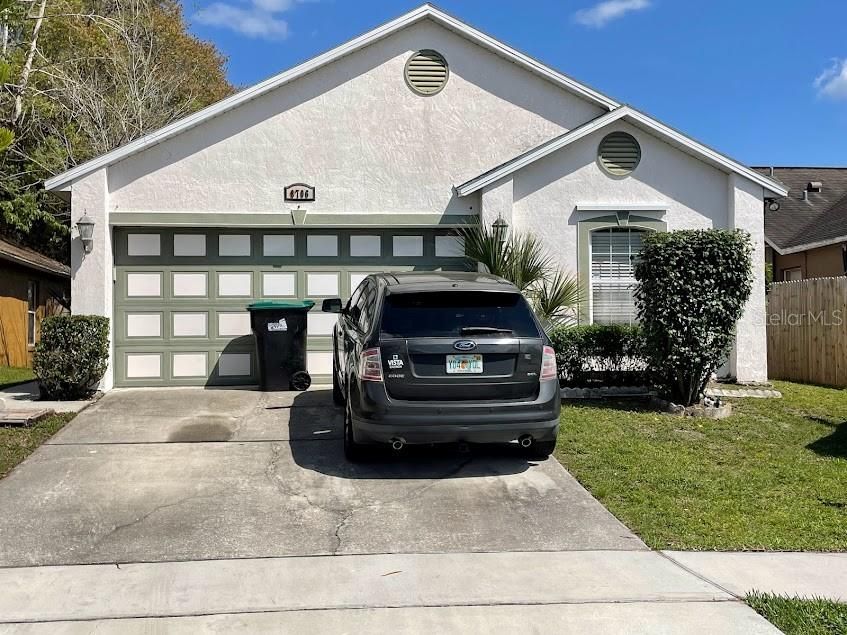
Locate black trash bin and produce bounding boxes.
[247,299,315,391]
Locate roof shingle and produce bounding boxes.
[753,167,847,252]
[0,238,70,278]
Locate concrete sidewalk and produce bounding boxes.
[0,380,92,414]
[664,551,847,602]
[0,550,779,633]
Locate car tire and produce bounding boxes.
[526,439,556,459]
[343,394,369,463]
[332,353,345,407]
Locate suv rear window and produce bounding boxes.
[379,291,541,338]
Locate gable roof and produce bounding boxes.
[44,3,619,192]
[456,106,788,197]
[0,238,70,278]
[754,167,847,254]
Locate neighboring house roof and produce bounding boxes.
[753,167,847,254]
[44,3,620,193]
[456,106,788,197]
[0,238,70,278]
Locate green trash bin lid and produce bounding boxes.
[247,299,316,311]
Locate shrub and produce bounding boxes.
[457,223,583,329]
[634,229,753,406]
[549,324,647,386]
[34,315,110,400]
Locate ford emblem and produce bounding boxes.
[453,340,477,351]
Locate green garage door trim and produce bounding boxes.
[113,228,469,387]
[110,212,478,228]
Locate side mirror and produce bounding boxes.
[322,298,343,313]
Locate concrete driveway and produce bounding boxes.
[0,387,643,567]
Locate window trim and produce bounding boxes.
[782,267,802,282]
[27,280,38,347]
[577,213,666,325]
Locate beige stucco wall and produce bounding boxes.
[727,174,767,383]
[107,19,604,217]
[498,122,766,382]
[509,120,729,275]
[70,168,114,389]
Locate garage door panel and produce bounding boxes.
[114,228,470,386]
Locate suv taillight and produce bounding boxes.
[540,345,557,382]
[360,348,383,382]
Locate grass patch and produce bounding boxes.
[0,413,75,479]
[747,592,847,634]
[554,381,847,551]
[0,366,35,389]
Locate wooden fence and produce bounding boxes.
[767,277,847,387]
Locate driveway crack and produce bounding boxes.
[331,456,475,554]
[96,488,227,544]
[264,445,475,555]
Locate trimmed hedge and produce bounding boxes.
[34,315,109,400]
[634,229,753,406]
[549,324,647,387]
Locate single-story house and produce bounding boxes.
[0,238,70,367]
[755,167,847,281]
[45,4,786,390]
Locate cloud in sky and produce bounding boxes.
[194,0,306,40]
[814,58,847,100]
[573,0,651,28]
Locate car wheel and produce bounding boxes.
[343,395,368,462]
[332,353,345,406]
[525,439,556,459]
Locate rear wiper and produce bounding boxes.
[460,326,512,335]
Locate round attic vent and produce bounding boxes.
[405,50,449,95]
[598,132,641,176]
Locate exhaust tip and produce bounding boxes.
[391,438,405,451]
[519,435,533,448]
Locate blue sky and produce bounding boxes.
[184,0,847,167]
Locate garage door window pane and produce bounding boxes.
[219,235,251,256]
[263,235,295,257]
[174,234,206,257]
[127,234,160,256]
[307,235,338,257]
[350,235,381,257]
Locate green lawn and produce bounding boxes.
[0,366,35,389]
[555,381,847,551]
[747,592,847,635]
[0,413,75,479]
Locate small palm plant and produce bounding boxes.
[457,223,583,329]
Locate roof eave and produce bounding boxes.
[770,235,847,255]
[455,105,790,198]
[0,251,70,278]
[44,4,618,192]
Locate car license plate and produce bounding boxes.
[446,354,483,374]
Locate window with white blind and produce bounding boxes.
[590,228,644,325]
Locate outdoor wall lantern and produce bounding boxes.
[77,213,95,254]
[493,216,509,244]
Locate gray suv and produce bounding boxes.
[322,272,561,461]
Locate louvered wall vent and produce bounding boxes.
[405,50,449,95]
[598,132,641,176]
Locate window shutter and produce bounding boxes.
[590,228,643,325]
